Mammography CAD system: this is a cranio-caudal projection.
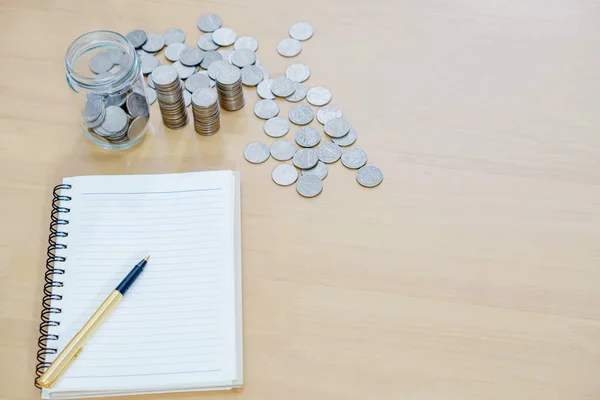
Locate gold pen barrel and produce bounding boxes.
[37,291,123,388]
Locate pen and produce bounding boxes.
[37,255,150,388]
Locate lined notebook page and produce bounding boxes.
[45,171,240,394]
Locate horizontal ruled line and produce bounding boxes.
[67,369,220,379]
[81,188,222,195]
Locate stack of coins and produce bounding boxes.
[151,65,188,129]
[215,64,245,111]
[191,88,221,136]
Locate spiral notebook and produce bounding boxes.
[37,171,243,399]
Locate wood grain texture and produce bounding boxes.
[1,0,600,398]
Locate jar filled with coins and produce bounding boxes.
[65,30,150,150]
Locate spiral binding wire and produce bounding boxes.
[35,184,72,388]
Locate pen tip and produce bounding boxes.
[144,255,150,262]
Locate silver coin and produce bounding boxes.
[316,105,342,124]
[271,77,296,97]
[230,49,256,68]
[104,49,128,65]
[285,82,307,103]
[292,148,319,169]
[341,148,367,169]
[254,99,279,119]
[324,117,351,138]
[197,33,220,51]
[145,86,157,105]
[356,165,383,188]
[219,49,234,63]
[151,65,178,86]
[183,90,192,107]
[295,126,321,148]
[258,65,270,80]
[196,70,216,87]
[270,139,296,161]
[126,30,147,49]
[306,86,332,106]
[197,14,222,32]
[256,79,275,99]
[316,142,342,163]
[126,92,149,118]
[173,61,197,80]
[215,64,241,85]
[331,127,357,147]
[264,117,290,138]
[212,27,237,46]
[128,116,148,141]
[288,104,314,125]
[82,96,104,123]
[141,33,165,53]
[302,161,328,180]
[186,73,213,92]
[101,106,128,133]
[208,60,230,80]
[179,47,204,66]
[244,142,270,164]
[234,36,259,52]
[139,52,160,75]
[296,174,322,197]
[241,65,264,86]
[285,63,311,82]
[289,22,314,41]
[272,164,298,186]
[165,43,187,62]
[200,51,223,69]
[163,28,185,46]
[191,87,218,108]
[89,52,113,74]
[277,38,302,57]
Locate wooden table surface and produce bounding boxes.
[2,0,600,399]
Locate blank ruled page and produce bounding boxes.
[45,171,240,396]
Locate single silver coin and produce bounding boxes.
[289,22,314,41]
[295,126,321,147]
[285,63,311,83]
[139,52,160,75]
[270,139,296,161]
[173,61,197,80]
[324,117,351,138]
[163,28,185,46]
[258,65,270,80]
[89,52,113,74]
[306,86,332,106]
[141,33,165,53]
[288,104,314,125]
[82,96,104,123]
[277,38,302,57]
[254,99,279,119]
[197,14,222,32]
[244,142,270,164]
[191,87,218,107]
[302,161,328,180]
[292,148,319,169]
[165,43,187,62]
[212,27,237,46]
[356,165,383,188]
[200,51,223,69]
[341,148,368,169]
[296,174,323,198]
[197,33,220,51]
[257,79,275,99]
[151,65,178,86]
[126,92,149,118]
[179,47,204,66]
[186,73,213,92]
[272,164,299,186]
[196,70,216,87]
[316,105,342,124]
[234,36,259,52]
[285,82,307,102]
[331,127,357,146]
[219,49,234,63]
[316,142,342,163]
[241,65,264,86]
[215,64,241,85]
[145,86,157,105]
[104,49,128,65]
[208,60,230,80]
[101,106,128,133]
[127,116,148,141]
[230,49,256,68]
[126,30,148,49]
[271,76,296,97]
[264,117,290,138]
[183,90,192,107]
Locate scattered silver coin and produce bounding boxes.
[219,49,234,63]
[179,47,204,66]
[234,36,259,52]
[302,161,328,180]
[356,165,383,187]
[197,33,220,51]
[254,99,279,119]
[200,51,223,69]
[271,77,296,97]
[288,104,314,125]
[316,105,342,124]
[126,30,148,49]
[270,139,296,161]
[212,27,237,46]
[183,90,192,107]
[296,174,323,198]
[165,43,187,62]
[289,22,314,41]
[331,127,357,147]
[126,92,149,118]
[257,79,275,99]
[241,65,264,86]
[186,73,213,92]
[89,52,113,74]
[316,142,342,163]
[145,86,157,105]
[163,28,186,46]
[341,148,368,169]
[244,142,270,164]
[285,63,311,83]
[272,164,299,186]
[324,117,351,138]
[306,86,332,106]
[277,38,302,57]
[207,60,230,80]
[139,52,160,75]
[264,117,290,138]
[230,49,256,68]
[196,70,216,87]
[285,82,307,102]
[141,33,165,53]
[295,126,321,147]
[292,148,319,169]
[173,61,197,80]
[197,14,222,32]
[101,106,128,133]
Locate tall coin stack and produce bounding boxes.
[191,88,221,136]
[150,65,188,129]
[215,64,245,111]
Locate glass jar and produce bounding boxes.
[65,30,150,150]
